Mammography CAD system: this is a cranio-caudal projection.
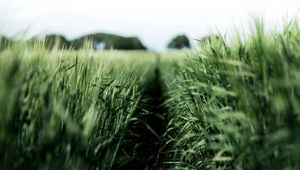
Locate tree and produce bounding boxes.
[167,34,191,49]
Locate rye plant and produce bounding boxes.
[166,19,300,169]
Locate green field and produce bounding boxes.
[1,21,300,169]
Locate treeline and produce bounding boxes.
[0,33,221,51]
[0,33,147,50]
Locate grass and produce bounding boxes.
[1,19,300,169]
[165,19,300,169]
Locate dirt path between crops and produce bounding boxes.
[114,63,173,169]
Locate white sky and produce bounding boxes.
[0,0,299,51]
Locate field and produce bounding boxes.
[1,20,300,169]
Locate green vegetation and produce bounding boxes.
[1,20,300,169]
[1,33,147,51]
[41,33,147,50]
[44,34,70,49]
[198,34,221,47]
[0,36,13,50]
[69,33,147,50]
[167,34,191,49]
[166,20,300,169]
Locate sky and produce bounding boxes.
[0,0,299,51]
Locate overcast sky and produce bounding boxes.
[0,0,299,51]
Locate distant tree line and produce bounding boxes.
[0,33,147,50]
[44,33,147,50]
[0,33,222,51]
